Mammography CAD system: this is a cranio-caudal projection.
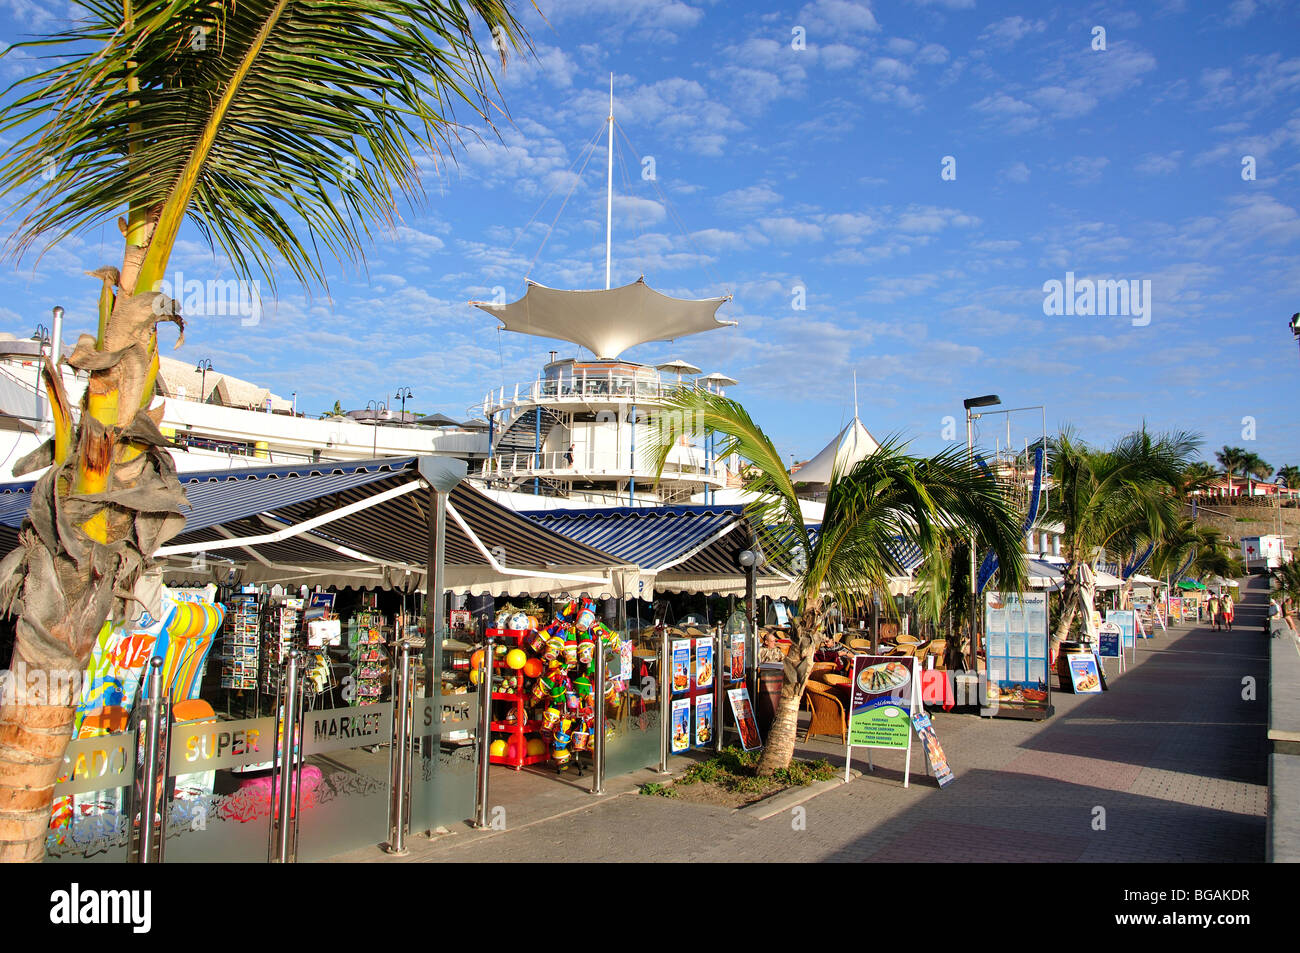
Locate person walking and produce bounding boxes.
[1223,591,1235,632]
[1207,593,1220,631]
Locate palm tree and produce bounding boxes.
[1242,452,1272,496]
[1276,465,1300,491]
[1182,461,1219,496]
[0,0,527,862]
[1050,428,1200,653]
[323,399,346,419]
[645,391,1027,775]
[1216,446,1248,498]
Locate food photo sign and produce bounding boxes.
[1066,653,1103,694]
[846,655,918,787]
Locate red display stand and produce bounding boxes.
[486,629,549,770]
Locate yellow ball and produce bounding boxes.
[526,738,547,756]
[489,739,507,757]
[469,669,482,685]
[506,648,528,670]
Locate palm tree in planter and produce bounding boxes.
[1050,428,1199,656]
[645,391,1027,775]
[0,0,527,862]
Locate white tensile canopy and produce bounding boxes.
[793,416,881,485]
[472,278,734,360]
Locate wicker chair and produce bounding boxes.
[802,680,847,743]
[927,640,949,670]
[810,661,837,681]
[847,637,873,652]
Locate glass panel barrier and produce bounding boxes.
[409,692,478,834]
[604,629,661,778]
[162,715,280,862]
[294,702,394,862]
[45,731,136,863]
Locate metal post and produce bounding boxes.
[474,634,494,827]
[713,630,724,754]
[131,657,169,864]
[592,636,606,795]
[386,641,414,855]
[746,562,758,707]
[657,632,670,773]
[629,403,636,505]
[870,595,880,654]
[271,650,303,863]
[966,409,978,672]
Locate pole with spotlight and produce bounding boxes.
[963,394,1001,673]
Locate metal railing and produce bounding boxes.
[480,449,726,483]
[482,374,726,417]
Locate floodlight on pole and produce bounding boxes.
[964,393,1002,672]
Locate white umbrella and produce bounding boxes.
[656,359,701,380]
[700,371,738,394]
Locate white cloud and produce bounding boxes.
[759,216,825,243]
[1063,156,1110,184]
[895,206,980,234]
[1135,152,1182,175]
[1000,161,1031,184]
[979,16,1047,48]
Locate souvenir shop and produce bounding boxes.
[0,456,684,864]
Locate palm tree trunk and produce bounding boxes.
[1052,564,1080,663]
[755,604,819,776]
[0,240,186,861]
[0,638,81,861]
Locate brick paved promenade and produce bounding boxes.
[351,577,1270,863]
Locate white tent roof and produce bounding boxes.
[473,278,734,360]
[793,416,880,485]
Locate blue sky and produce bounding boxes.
[2,0,1298,470]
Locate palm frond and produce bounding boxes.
[0,0,531,292]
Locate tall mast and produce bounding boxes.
[605,73,614,290]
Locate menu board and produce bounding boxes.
[1167,596,1185,622]
[671,698,691,752]
[1107,610,1136,648]
[727,687,762,750]
[1096,622,1121,658]
[1066,653,1103,693]
[694,638,714,690]
[983,591,1050,712]
[911,711,955,787]
[670,640,691,695]
[848,655,915,749]
[695,695,713,747]
[728,633,746,682]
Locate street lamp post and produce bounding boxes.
[31,324,50,420]
[738,548,759,710]
[195,359,214,402]
[963,394,1001,672]
[366,399,387,456]
[395,387,414,421]
[1290,312,1300,363]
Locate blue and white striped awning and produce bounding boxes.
[0,458,626,591]
[527,506,748,573]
